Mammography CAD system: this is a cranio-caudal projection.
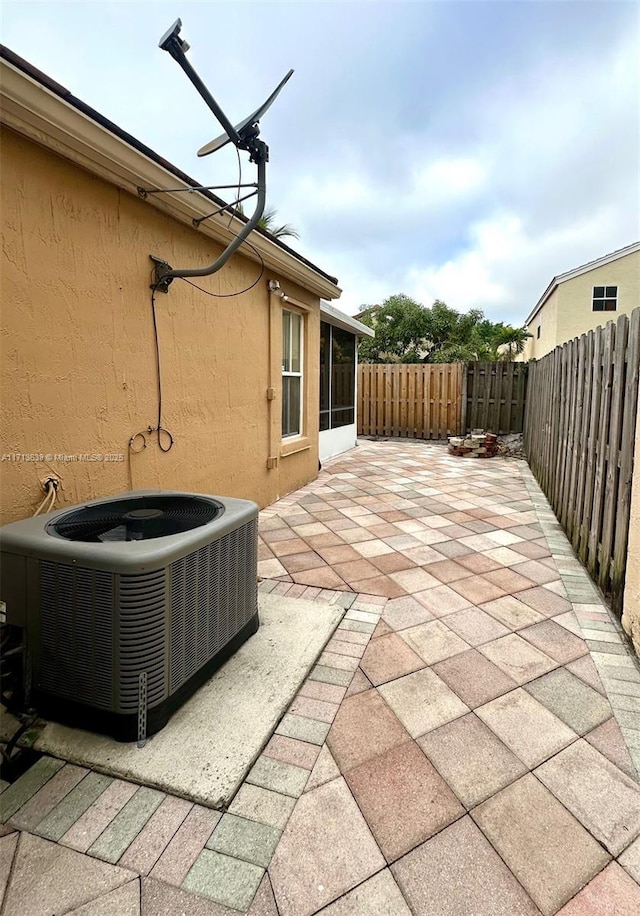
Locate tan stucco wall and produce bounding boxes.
[523,287,559,360]
[622,392,640,656]
[525,251,640,359]
[0,128,320,524]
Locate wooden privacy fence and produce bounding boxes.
[463,362,529,434]
[357,361,527,440]
[524,309,640,614]
[358,363,463,439]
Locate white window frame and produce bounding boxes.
[592,285,618,312]
[282,308,304,439]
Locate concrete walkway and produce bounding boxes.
[2,439,640,915]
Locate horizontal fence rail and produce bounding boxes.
[524,309,640,615]
[463,361,528,434]
[358,363,464,440]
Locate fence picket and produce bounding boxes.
[612,309,640,610]
[573,330,595,554]
[578,327,603,563]
[599,315,628,591]
[558,340,577,529]
[566,335,586,538]
[588,321,616,575]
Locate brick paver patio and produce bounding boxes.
[1,439,640,914]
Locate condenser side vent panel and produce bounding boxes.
[170,518,258,692]
[119,569,168,713]
[40,562,115,710]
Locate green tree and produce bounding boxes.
[491,325,532,360]
[422,302,487,362]
[358,295,428,363]
[358,295,530,363]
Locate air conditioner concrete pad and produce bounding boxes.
[4,593,344,809]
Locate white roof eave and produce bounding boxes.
[320,301,375,337]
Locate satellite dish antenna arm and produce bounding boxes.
[151,20,284,292]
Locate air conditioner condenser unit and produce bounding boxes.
[0,490,259,741]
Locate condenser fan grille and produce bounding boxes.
[48,495,224,542]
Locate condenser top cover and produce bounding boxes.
[0,489,258,573]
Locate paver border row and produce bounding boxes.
[521,465,640,776]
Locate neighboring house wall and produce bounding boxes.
[555,256,640,347]
[523,288,559,360]
[0,127,322,524]
[524,248,640,360]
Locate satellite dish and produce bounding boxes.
[198,69,294,157]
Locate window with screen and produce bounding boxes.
[282,309,303,438]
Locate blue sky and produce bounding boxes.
[3,1,638,322]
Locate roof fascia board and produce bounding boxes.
[320,302,374,337]
[0,58,342,301]
[555,242,640,285]
[525,280,557,327]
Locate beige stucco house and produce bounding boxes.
[522,242,640,360]
[0,48,366,525]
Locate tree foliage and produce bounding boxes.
[357,295,530,363]
[258,206,300,240]
[237,204,300,240]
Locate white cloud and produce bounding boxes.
[407,222,514,313]
[400,207,625,324]
[412,157,487,201]
[287,172,375,215]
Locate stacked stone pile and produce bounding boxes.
[448,430,499,458]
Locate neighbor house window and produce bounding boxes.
[282,309,303,438]
[537,325,541,339]
[592,286,618,312]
